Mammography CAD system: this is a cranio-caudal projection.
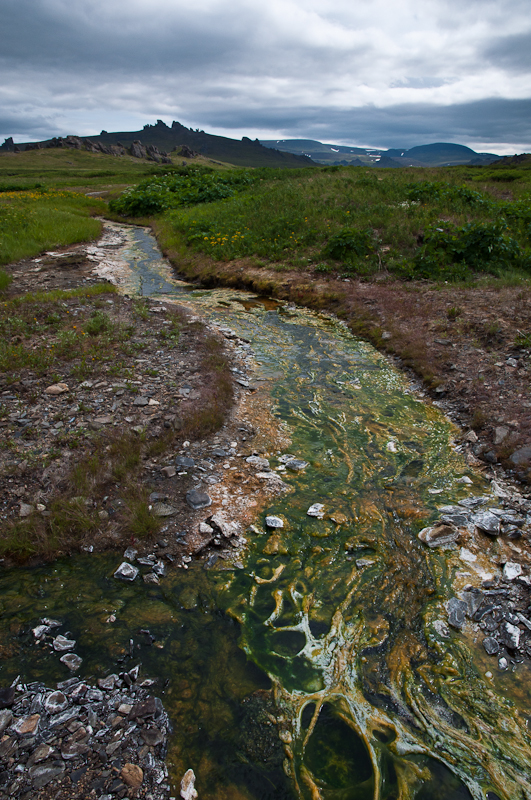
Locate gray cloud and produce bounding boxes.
[0,0,529,152]
[483,32,531,73]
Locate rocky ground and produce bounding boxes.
[0,668,172,800]
[0,238,292,568]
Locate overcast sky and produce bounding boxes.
[1,0,530,153]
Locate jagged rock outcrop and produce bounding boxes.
[19,135,171,163]
[172,144,199,158]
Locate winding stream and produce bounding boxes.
[2,224,531,799]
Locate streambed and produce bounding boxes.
[2,223,531,800]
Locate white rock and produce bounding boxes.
[307,503,325,519]
[503,562,522,581]
[114,562,139,581]
[180,768,198,800]
[265,515,284,529]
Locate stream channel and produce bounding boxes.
[2,223,531,799]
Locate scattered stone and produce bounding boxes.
[121,763,144,788]
[501,622,521,649]
[114,562,139,581]
[208,514,238,538]
[503,562,522,581]
[175,456,196,469]
[186,490,212,510]
[19,502,33,518]
[44,383,69,395]
[418,523,459,548]
[510,447,531,466]
[0,687,15,709]
[447,597,468,630]
[465,430,478,443]
[44,691,68,714]
[181,768,198,800]
[13,713,40,736]
[60,653,83,672]
[285,459,309,470]
[124,547,138,561]
[143,573,160,585]
[265,515,284,529]
[161,465,176,478]
[473,511,501,535]
[152,502,177,517]
[246,455,270,470]
[494,426,509,445]
[307,503,325,519]
[483,637,500,656]
[133,396,149,406]
[53,635,76,652]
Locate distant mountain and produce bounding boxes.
[260,138,500,167]
[0,120,316,169]
[385,143,500,166]
[261,138,381,165]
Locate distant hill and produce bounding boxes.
[386,143,500,166]
[261,138,381,165]
[260,138,500,167]
[1,120,317,169]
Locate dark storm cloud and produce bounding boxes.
[198,98,531,150]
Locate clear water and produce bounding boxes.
[2,225,530,800]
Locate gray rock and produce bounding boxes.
[439,513,469,526]
[152,559,166,576]
[114,562,139,581]
[133,396,149,406]
[97,675,117,691]
[161,466,176,478]
[494,426,509,445]
[498,656,508,670]
[209,514,238,538]
[459,590,484,617]
[483,637,500,656]
[473,511,500,535]
[212,448,227,458]
[19,503,33,517]
[30,762,65,789]
[458,497,488,508]
[246,455,270,470]
[265,515,284,529]
[44,691,68,714]
[151,502,177,517]
[447,598,468,629]
[186,490,212,510]
[53,635,76,652]
[418,523,459,548]
[123,547,138,561]
[60,653,83,672]
[510,446,531,466]
[143,573,160,585]
[0,710,12,734]
[285,459,309,470]
[175,456,195,468]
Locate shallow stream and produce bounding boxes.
[2,225,531,799]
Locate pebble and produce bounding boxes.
[185,490,212,510]
[418,523,459,548]
[114,562,139,581]
[265,515,284,529]
[180,768,198,800]
[503,562,523,581]
[307,503,325,519]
